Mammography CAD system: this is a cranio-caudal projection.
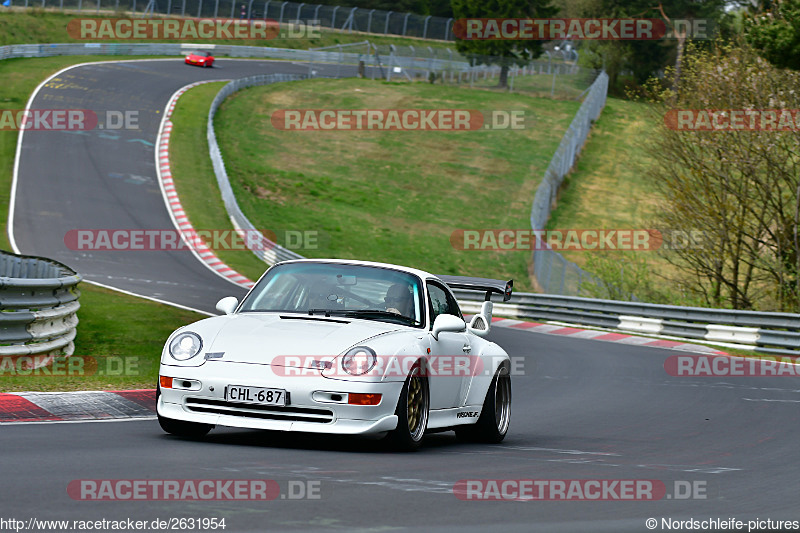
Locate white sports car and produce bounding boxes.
[157,259,513,450]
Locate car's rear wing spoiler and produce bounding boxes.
[437,275,513,302]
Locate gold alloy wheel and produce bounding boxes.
[407,375,423,433]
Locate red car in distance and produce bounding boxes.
[185,50,214,67]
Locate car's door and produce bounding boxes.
[426,281,471,409]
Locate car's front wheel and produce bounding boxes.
[386,361,429,451]
[156,385,212,438]
[456,364,511,443]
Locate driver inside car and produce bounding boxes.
[307,280,339,310]
[384,283,413,318]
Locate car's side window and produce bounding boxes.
[427,282,462,327]
[444,288,463,320]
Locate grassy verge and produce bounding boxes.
[0,55,206,392]
[0,11,456,51]
[168,82,269,281]
[544,96,686,300]
[204,77,581,291]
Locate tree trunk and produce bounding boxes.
[498,65,508,88]
[672,30,686,97]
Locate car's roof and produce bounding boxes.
[275,258,441,283]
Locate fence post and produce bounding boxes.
[366,9,374,33]
[213,0,218,18]
[278,0,287,23]
[401,12,410,36]
[386,44,395,81]
[422,15,431,39]
[384,11,392,35]
[197,0,202,18]
[263,0,270,19]
[343,7,356,30]
[295,2,302,20]
[444,17,452,41]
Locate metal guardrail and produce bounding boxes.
[0,42,359,62]
[0,251,82,357]
[207,73,309,265]
[454,289,800,356]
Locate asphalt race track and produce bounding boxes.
[3,328,800,532]
[12,59,351,313]
[6,59,800,532]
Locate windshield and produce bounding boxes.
[240,262,425,327]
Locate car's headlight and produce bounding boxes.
[169,332,203,361]
[342,346,376,375]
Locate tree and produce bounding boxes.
[744,0,800,70]
[577,0,726,93]
[639,41,800,311]
[450,0,558,88]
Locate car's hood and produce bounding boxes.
[204,313,406,366]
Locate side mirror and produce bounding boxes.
[216,296,239,315]
[467,301,493,337]
[431,313,466,340]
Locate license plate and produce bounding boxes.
[225,385,286,406]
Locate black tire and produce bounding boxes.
[385,362,429,451]
[456,365,511,444]
[156,385,212,438]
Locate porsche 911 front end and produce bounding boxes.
[158,357,405,435]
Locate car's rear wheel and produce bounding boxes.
[156,385,212,438]
[386,361,429,451]
[456,364,511,443]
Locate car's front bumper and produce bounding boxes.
[158,361,403,435]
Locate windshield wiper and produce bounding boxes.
[340,309,421,325]
[307,308,351,317]
[308,308,420,325]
